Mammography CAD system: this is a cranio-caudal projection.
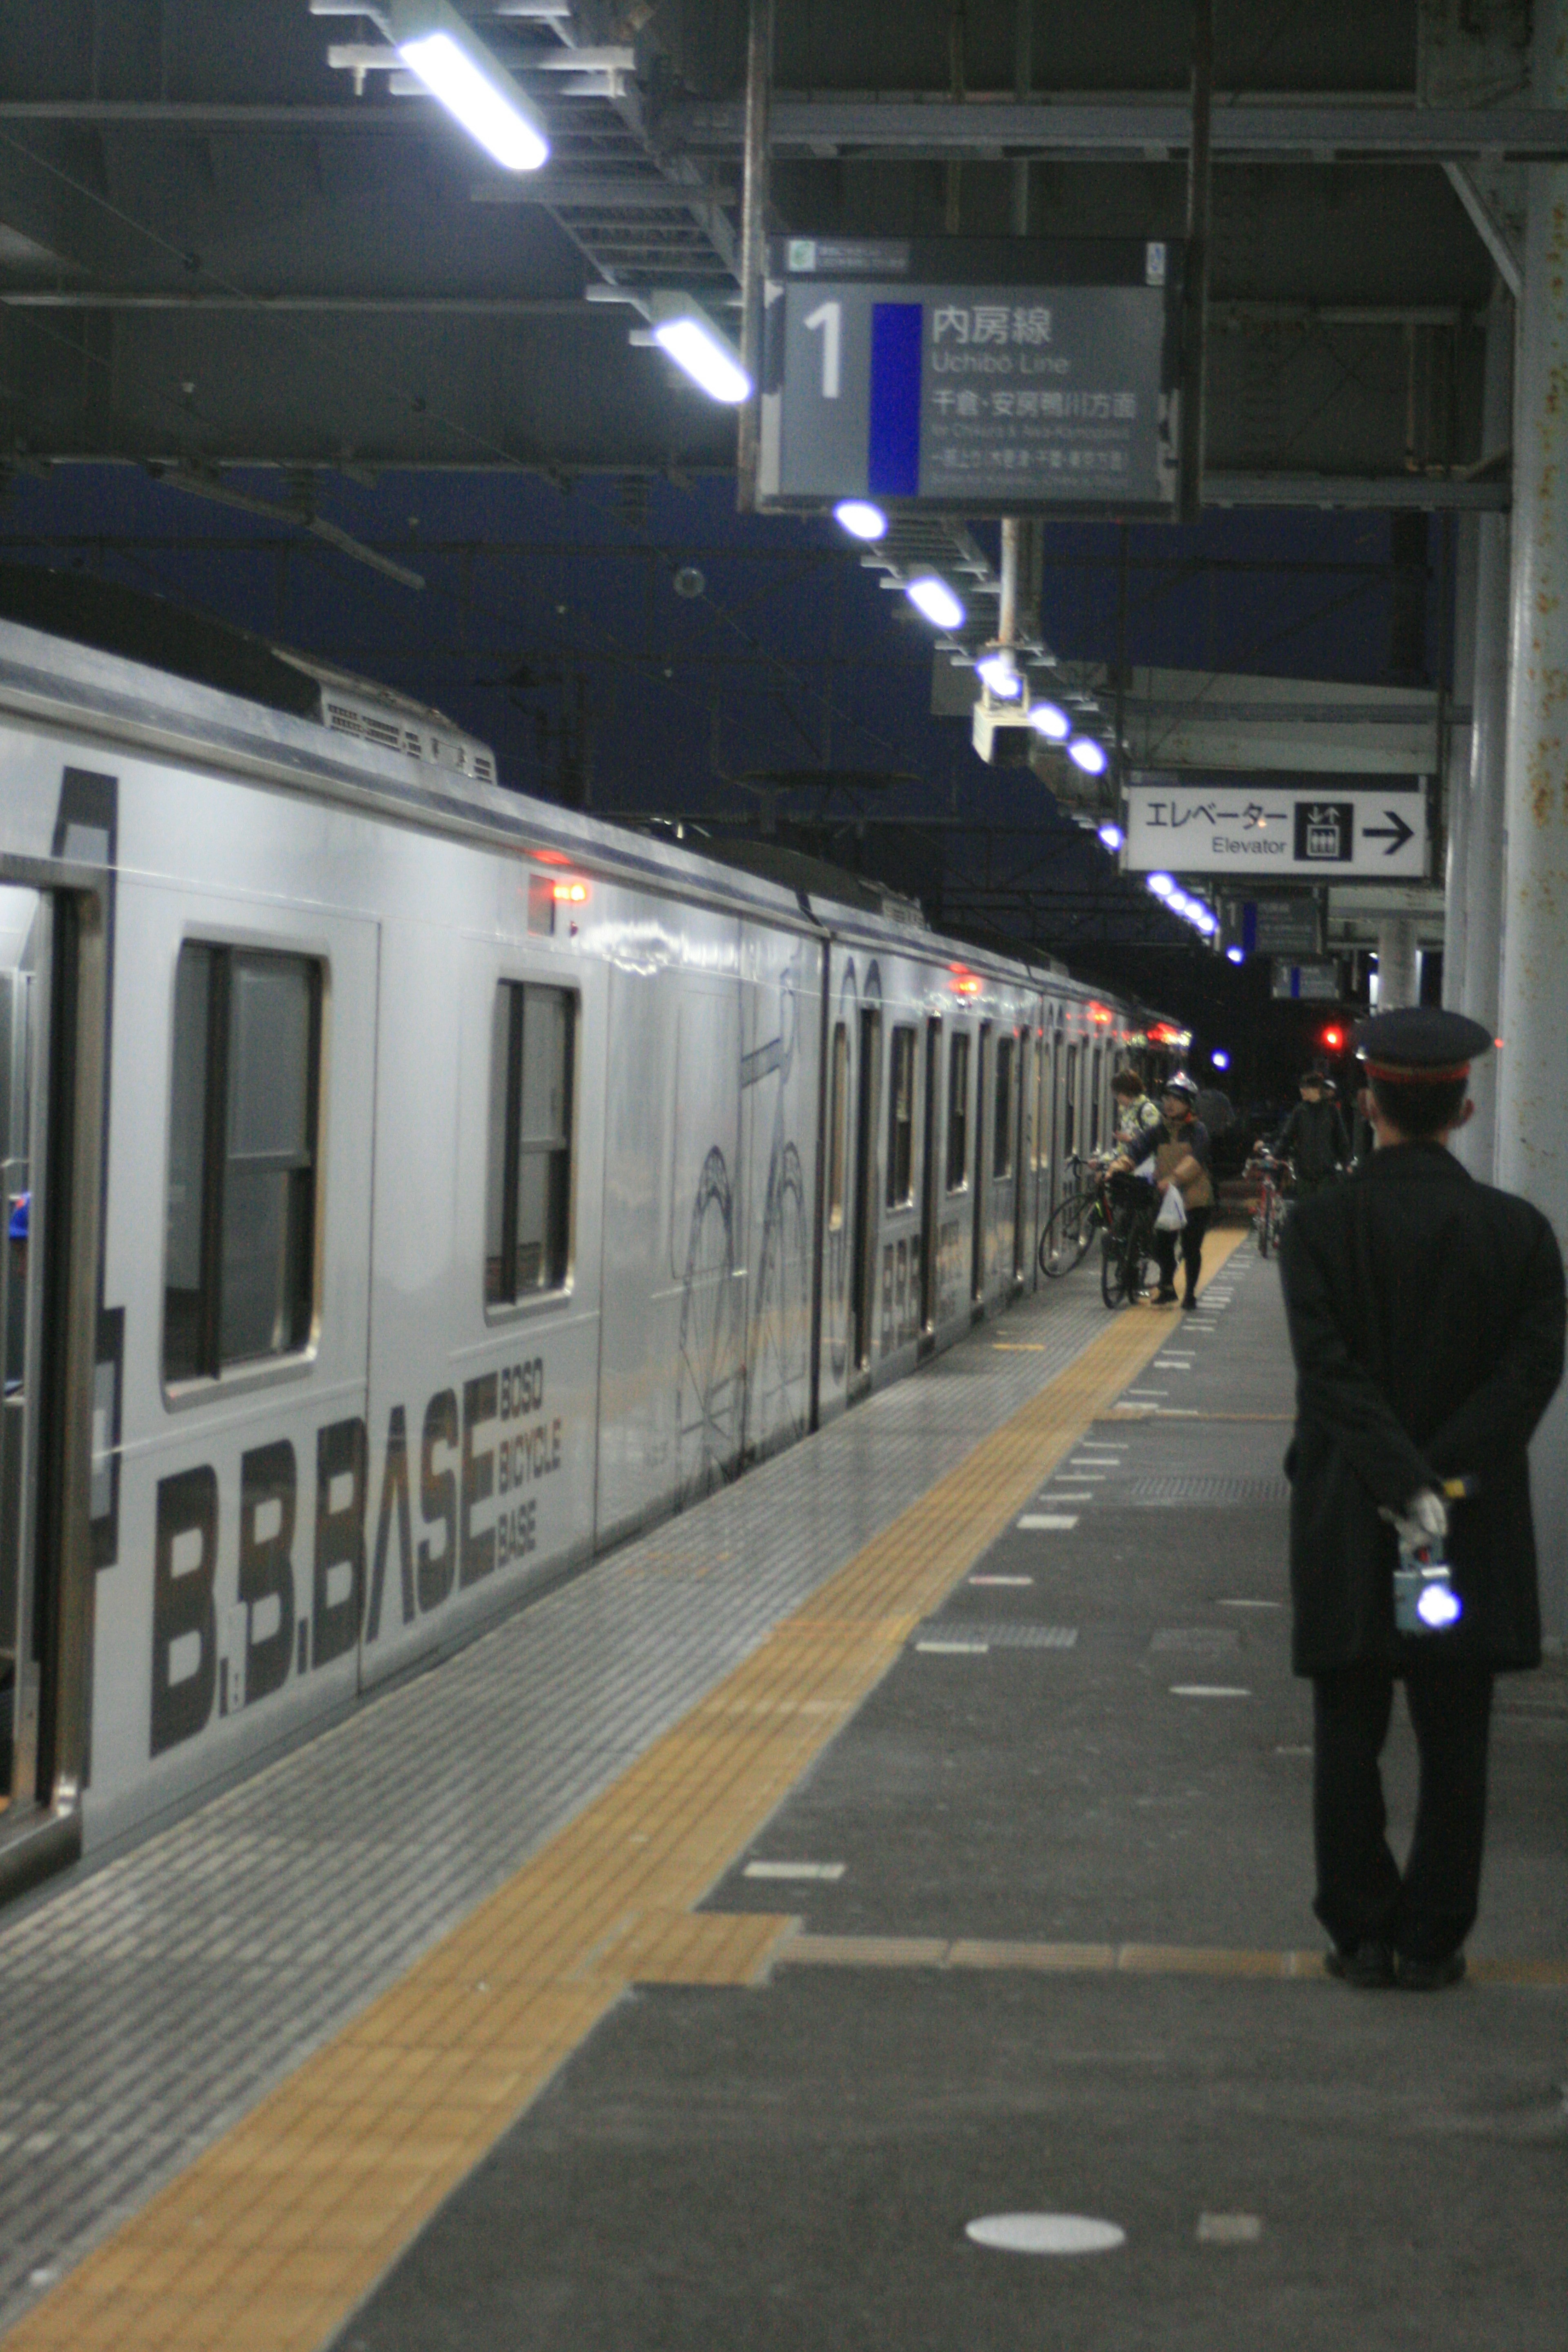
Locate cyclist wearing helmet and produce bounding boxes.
[1118,1073,1214,1307]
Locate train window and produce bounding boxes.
[945,1031,970,1192]
[993,1035,1016,1180]
[886,1026,915,1208]
[164,944,321,1382]
[1031,1033,1047,1170]
[827,1022,849,1230]
[487,983,576,1305]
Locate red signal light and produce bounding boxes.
[1320,1024,1345,1051]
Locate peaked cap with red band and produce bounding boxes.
[1353,1006,1494,1085]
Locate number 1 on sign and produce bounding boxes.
[804,300,842,398]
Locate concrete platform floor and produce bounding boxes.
[341,1247,1568,2352]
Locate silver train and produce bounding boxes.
[0,603,1149,1890]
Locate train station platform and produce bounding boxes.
[2,1229,1566,2352]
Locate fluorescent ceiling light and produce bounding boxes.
[647,292,751,403]
[1067,736,1108,775]
[391,3,549,172]
[905,575,965,630]
[1027,698,1070,739]
[1097,822,1123,851]
[1168,890,1192,918]
[1147,872,1176,898]
[833,499,887,541]
[976,650,1022,699]
[1225,944,1245,963]
[1212,1049,1231,1070]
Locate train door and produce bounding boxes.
[970,1021,991,1306]
[849,1007,881,1376]
[918,1016,941,1343]
[1089,1046,1104,1156]
[0,879,104,1891]
[1063,1041,1080,1170]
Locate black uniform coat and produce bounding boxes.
[1278,1141,1565,1675]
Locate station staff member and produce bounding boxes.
[1278,1009,1565,1991]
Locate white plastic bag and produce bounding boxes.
[1155,1183,1188,1232]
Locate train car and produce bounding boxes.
[0,590,1138,1892]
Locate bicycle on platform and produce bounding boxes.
[1038,1154,1101,1278]
[1247,1148,1291,1258]
[1098,1166,1157,1307]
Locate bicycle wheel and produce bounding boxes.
[1100,1229,1122,1307]
[1039,1191,1095,1278]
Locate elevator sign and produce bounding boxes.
[757,236,1183,518]
[1124,781,1428,879]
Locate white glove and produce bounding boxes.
[1392,1487,1448,1550]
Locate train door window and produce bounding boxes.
[886,1025,915,1208]
[486,982,576,1306]
[1031,1033,1046,1170]
[850,1009,881,1372]
[993,1034,1016,1180]
[971,1023,991,1301]
[945,1031,970,1191]
[826,1022,849,1230]
[1089,1047,1103,1154]
[164,944,321,1383]
[1063,1042,1079,1160]
[919,1018,941,1331]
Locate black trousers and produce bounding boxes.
[1152,1204,1210,1301]
[1312,1657,1494,1963]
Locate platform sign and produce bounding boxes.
[757,237,1183,518]
[1272,959,1344,1002]
[1125,779,1428,880]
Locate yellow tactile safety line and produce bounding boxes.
[772,1932,1568,1989]
[5,1230,1247,2352]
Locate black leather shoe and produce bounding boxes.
[1325,1940,1396,1989]
[1396,1951,1466,1992]
[1181,1295,1198,1311]
[1154,1287,1178,1305]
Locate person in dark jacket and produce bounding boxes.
[1118,1073,1213,1308]
[1278,1008,1565,1991]
[1271,1071,1351,1200]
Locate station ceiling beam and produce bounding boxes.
[660,98,1568,166]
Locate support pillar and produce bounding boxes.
[1375,917,1418,1010]
[1446,284,1512,1181]
[1497,0,1568,1644]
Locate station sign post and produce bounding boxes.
[757,237,1184,519]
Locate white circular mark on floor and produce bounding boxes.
[966,2212,1126,2256]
